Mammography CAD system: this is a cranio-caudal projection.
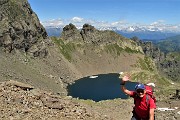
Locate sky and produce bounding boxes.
[28,0,180,31]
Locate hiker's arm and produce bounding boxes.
[121,84,132,95]
[149,108,155,120]
[120,76,132,95]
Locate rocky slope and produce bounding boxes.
[131,37,180,82]
[0,0,49,57]
[156,36,180,82]
[159,52,180,82]
[131,36,164,64]
[0,80,107,120]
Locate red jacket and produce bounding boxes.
[130,91,156,119]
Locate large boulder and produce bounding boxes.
[0,0,49,57]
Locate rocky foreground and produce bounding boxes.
[0,80,105,120]
[0,80,180,120]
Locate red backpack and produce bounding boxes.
[145,85,156,105]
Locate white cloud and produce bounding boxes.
[41,17,180,32]
[41,18,64,27]
[111,20,127,26]
[145,20,180,32]
[71,17,84,23]
[151,20,165,26]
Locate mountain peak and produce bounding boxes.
[63,23,77,31]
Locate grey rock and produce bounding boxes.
[131,37,164,64]
[131,37,180,81]
[60,23,142,52]
[60,23,83,42]
[0,0,49,57]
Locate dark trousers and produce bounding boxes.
[132,110,150,120]
[131,116,138,120]
[131,116,148,120]
[131,113,155,120]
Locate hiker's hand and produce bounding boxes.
[122,75,130,82]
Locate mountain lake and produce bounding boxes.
[67,73,137,102]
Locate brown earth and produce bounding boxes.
[0,80,180,120]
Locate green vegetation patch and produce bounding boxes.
[133,56,156,72]
[157,35,180,53]
[52,37,76,61]
[124,47,140,54]
[129,55,173,87]
[104,43,123,55]
[166,52,180,61]
[104,43,140,56]
[131,71,170,85]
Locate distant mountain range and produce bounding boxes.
[45,25,180,40]
[45,26,63,37]
[156,35,180,53]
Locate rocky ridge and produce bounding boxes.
[131,36,164,64]
[131,37,180,82]
[60,23,143,52]
[159,52,180,81]
[0,0,49,57]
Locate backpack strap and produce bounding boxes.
[134,93,138,104]
[146,94,150,107]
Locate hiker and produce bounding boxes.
[120,75,156,120]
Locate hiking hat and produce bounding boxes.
[135,83,145,91]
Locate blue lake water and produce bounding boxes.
[67,73,137,102]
